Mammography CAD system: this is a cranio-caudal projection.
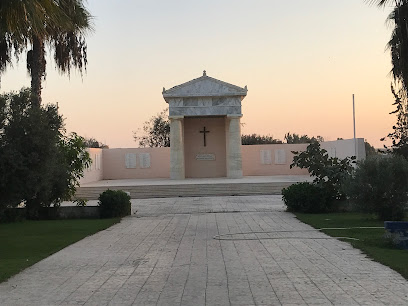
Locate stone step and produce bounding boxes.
[75,182,293,200]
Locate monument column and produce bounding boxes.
[226,114,243,178]
[169,116,185,179]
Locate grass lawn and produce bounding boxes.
[0,218,120,283]
[295,212,408,280]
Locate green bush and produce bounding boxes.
[345,155,408,221]
[291,141,355,202]
[282,182,332,213]
[98,190,131,218]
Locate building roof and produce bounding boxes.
[162,71,247,101]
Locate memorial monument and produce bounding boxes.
[162,71,248,179]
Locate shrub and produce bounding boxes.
[345,155,408,221]
[98,190,131,218]
[282,182,332,213]
[291,141,355,202]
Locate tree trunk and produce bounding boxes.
[30,35,46,107]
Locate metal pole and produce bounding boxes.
[353,94,357,158]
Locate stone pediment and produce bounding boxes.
[163,71,247,101]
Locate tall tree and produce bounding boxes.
[370,1,408,156]
[0,0,91,106]
[369,0,408,99]
[133,109,170,147]
[0,88,91,219]
[241,134,282,145]
[0,0,58,87]
[284,132,324,144]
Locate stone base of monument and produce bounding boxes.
[384,221,408,250]
[76,181,295,200]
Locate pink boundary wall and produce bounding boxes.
[102,147,170,180]
[242,144,309,176]
[80,138,365,184]
[80,148,103,184]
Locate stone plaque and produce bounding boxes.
[274,149,286,165]
[125,153,137,169]
[196,153,216,161]
[260,150,272,165]
[139,153,151,169]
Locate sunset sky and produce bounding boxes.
[0,1,398,148]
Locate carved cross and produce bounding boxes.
[199,126,210,147]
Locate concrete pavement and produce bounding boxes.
[1,195,408,305]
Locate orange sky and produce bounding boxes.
[0,1,397,148]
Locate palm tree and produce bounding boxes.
[387,3,408,100]
[0,0,91,106]
[371,1,408,155]
[0,1,51,88]
[370,1,408,97]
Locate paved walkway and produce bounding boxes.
[1,196,408,305]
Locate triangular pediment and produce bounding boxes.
[163,72,247,100]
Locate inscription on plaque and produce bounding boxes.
[139,153,151,168]
[260,150,272,165]
[274,149,286,165]
[125,153,137,169]
[195,153,216,161]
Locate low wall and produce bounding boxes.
[103,147,170,180]
[242,144,309,176]
[79,148,103,185]
[321,138,366,161]
[2,207,100,220]
[57,206,100,219]
[79,138,365,183]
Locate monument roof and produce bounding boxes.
[162,71,247,101]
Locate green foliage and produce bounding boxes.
[372,2,408,159]
[284,132,324,144]
[381,85,408,159]
[84,137,108,148]
[365,140,377,156]
[345,155,408,221]
[291,141,356,201]
[52,133,92,204]
[241,134,282,145]
[0,88,91,219]
[282,182,331,213]
[98,190,131,218]
[0,0,92,104]
[134,109,170,147]
[384,2,408,97]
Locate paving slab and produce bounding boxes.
[1,195,408,305]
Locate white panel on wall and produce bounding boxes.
[274,149,286,165]
[260,150,272,165]
[139,153,151,169]
[125,153,137,169]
